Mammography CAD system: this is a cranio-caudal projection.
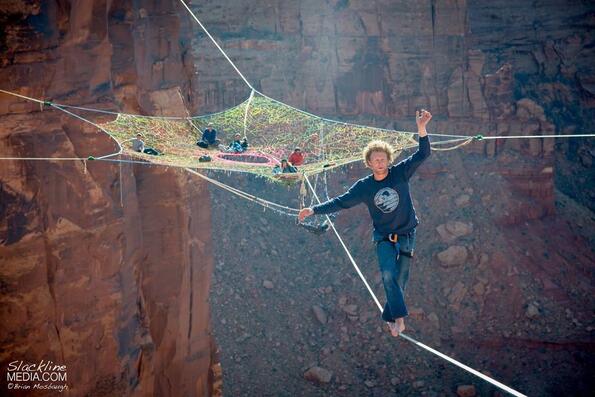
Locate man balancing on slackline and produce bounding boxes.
[299,109,432,337]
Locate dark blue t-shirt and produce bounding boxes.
[202,128,218,144]
[312,136,430,236]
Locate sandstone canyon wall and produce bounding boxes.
[1,1,217,396]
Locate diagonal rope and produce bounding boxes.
[176,0,255,91]
[0,88,249,120]
[302,175,527,397]
[0,88,45,105]
[303,174,383,307]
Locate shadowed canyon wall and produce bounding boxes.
[1,1,217,396]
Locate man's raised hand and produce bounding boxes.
[415,109,432,138]
[416,109,432,129]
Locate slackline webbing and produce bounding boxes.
[302,175,528,397]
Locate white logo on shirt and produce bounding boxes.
[374,187,399,213]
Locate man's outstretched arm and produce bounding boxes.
[299,181,363,222]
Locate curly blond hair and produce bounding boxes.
[362,140,395,166]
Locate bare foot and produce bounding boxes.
[388,322,399,337]
[387,321,399,337]
[395,317,405,333]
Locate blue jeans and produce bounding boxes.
[373,228,417,322]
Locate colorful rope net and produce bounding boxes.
[102,90,417,179]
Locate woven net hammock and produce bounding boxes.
[102,90,417,179]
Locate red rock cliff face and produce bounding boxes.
[1,1,217,396]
